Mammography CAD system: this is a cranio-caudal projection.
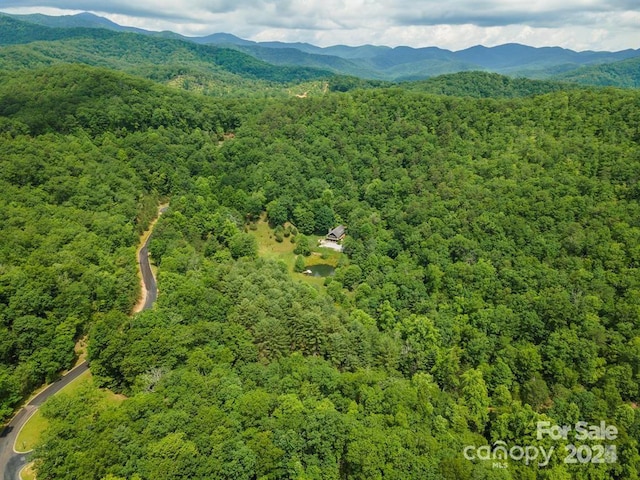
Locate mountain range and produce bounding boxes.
[1,11,639,86]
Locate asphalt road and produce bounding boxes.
[139,236,157,311]
[0,206,165,480]
[139,205,166,310]
[0,362,90,480]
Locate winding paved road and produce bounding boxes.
[0,363,90,479]
[0,206,165,480]
[138,206,166,311]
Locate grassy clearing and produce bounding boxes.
[15,369,90,452]
[73,336,88,365]
[19,463,36,480]
[287,81,329,98]
[14,369,123,453]
[249,217,343,288]
[14,410,47,453]
[252,218,297,262]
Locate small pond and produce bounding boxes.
[305,264,336,277]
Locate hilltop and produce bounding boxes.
[3,11,639,84]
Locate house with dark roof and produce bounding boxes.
[326,225,346,242]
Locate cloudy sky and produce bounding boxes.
[2,0,639,51]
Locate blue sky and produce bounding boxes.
[1,0,639,51]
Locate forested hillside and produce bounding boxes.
[558,57,640,88]
[0,65,241,135]
[4,13,640,87]
[0,65,237,420]
[402,71,583,98]
[0,16,334,97]
[0,63,632,479]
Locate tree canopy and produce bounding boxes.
[1,61,639,479]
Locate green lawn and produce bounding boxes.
[19,463,35,480]
[252,218,298,262]
[249,217,343,288]
[14,409,48,453]
[14,369,123,453]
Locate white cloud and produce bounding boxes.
[1,0,639,51]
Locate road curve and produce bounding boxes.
[0,363,90,480]
[0,206,165,480]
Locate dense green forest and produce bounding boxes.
[0,16,335,97]
[402,72,583,98]
[2,14,639,98]
[0,24,639,480]
[4,12,639,85]
[558,57,640,88]
[0,65,239,419]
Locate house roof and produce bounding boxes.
[327,225,346,239]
